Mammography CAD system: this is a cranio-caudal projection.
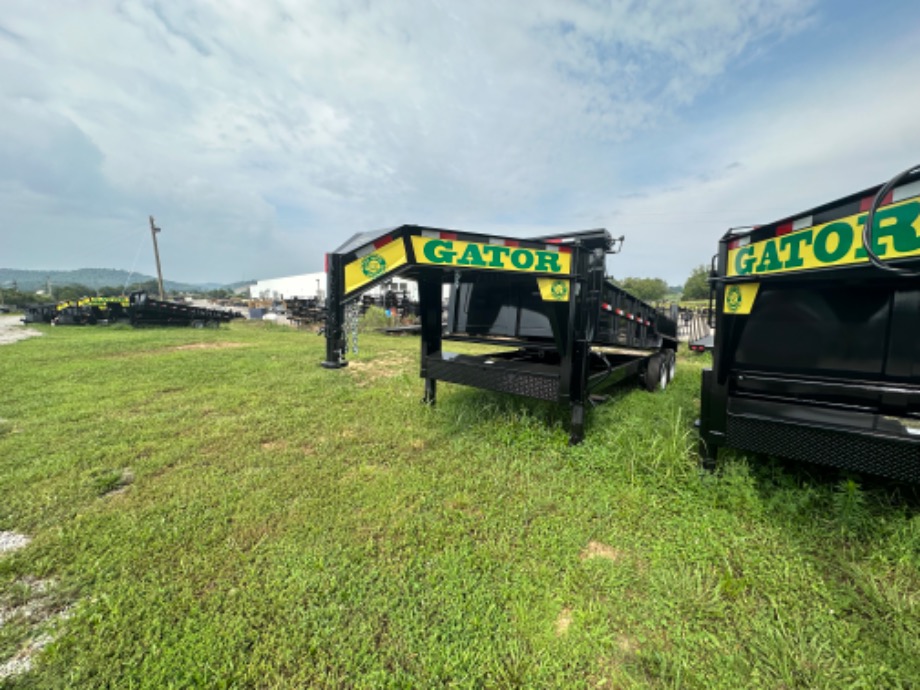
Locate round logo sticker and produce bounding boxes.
[361,253,387,279]
[726,285,742,313]
[550,280,569,300]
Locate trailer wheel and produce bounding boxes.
[644,354,666,392]
[667,350,676,383]
[192,320,205,329]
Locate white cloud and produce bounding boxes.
[603,27,920,283]
[3,0,878,284]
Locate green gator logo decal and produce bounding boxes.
[361,253,387,279]
[723,282,759,315]
[550,280,568,300]
[726,285,742,313]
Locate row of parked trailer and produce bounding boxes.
[321,164,920,482]
[284,289,420,327]
[21,291,243,328]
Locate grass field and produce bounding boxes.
[0,322,918,688]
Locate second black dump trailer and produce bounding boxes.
[128,291,243,327]
[322,225,677,443]
[700,164,920,482]
[53,296,131,325]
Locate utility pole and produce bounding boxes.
[149,215,166,301]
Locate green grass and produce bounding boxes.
[0,322,918,688]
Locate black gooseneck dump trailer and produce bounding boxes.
[699,164,920,482]
[128,291,242,327]
[322,225,677,443]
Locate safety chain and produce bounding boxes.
[344,301,360,355]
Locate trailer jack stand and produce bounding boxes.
[423,379,437,405]
[569,403,585,446]
[698,439,717,471]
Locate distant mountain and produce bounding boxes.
[0,268,247,293]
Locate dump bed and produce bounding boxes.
[700,165,920,481]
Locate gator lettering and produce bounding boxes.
[510,249,534,270]
[728,199,920,277]
[458,243,485,266]
[423,239,457,264]
[734,245,756,275]
[755,240,782,273]
[534,252,562,272]
[854,203,920,258]
[481,244,511,267]
[414,237,567,274]
[813,222,852,263]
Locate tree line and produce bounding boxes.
[0,281,238,307]
[609,265,709,303]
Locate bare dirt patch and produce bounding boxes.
[0,532,31,555]
[107,342,248,359]
[0,633,53,681]
[555,607,573,636]
[103,468,135,497]
[0,576,73,682]
[341,464,390,483]
[0,315,41,346]
[0,578,58,627]
[173,342,247,351]
[579,540,622,563]
[617,634,639,654]
[345,354,412,384]
[260,440,289,451]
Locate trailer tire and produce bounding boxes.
[667,350,676,383]
[192,320,205,329]
[644,354,666,392]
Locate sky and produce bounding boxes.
[1,0,919,286]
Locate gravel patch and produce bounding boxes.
[0,633,53,681]
[0,315,42,346]
[0,578,58,627]
[0,531,31,555]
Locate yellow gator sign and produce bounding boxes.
[344,238,410,294]
[728,198,920,277]
[344,235,573,297]
[57,296,130,310]
[410,237,571,274]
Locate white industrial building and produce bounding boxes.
[249,272,420,302]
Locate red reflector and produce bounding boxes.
[440,231,458,240]
[373,235,393,249]
[559,246,572,254]
[324,253,329,273]
[775,222,792,237]
[729,239,739,250]
[504,239,519,247]
[601,303,611,311]
[546,238,563,244]
[860,191,894,211]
